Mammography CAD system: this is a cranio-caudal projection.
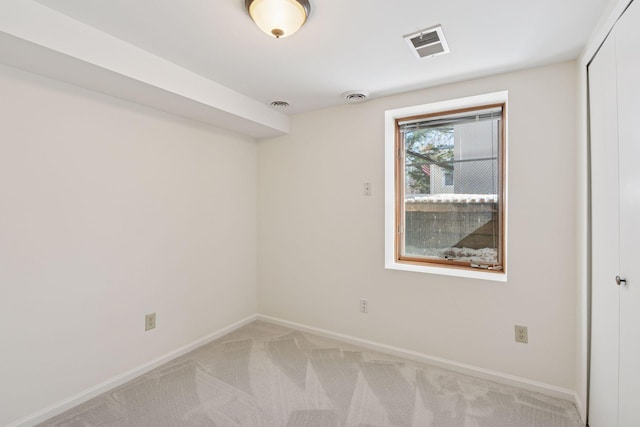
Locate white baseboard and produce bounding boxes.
[8,314,258,427]
[257,314,577,403]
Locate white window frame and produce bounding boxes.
[384,91,508,282]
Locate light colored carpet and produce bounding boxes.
[39,320,584,427]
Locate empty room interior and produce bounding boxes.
[1,0,638,426]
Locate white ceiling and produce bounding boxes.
[0,0,613,136]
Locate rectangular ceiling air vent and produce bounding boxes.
[404,25,449,60]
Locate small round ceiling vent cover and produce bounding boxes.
[270,100,290,107]
[342,90,369,103]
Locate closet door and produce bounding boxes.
[615,1,640,425]
[587,29,619,427]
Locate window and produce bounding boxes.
[385,92,507,281]
[443,170,454,186]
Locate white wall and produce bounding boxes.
[0,64,258,425]
[258,61,578,392]
[0,56,584,425]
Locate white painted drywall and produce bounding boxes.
[0,64,258,426]
[0,0,289,138]
[258,61,578,391]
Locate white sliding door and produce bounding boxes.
[615,1,640,425]
[589,1,640,426]
[588,30,620,427]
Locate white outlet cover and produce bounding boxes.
[145,313,156,331]
[514,325,528,343]
[363,182,372,196]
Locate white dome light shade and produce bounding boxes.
[246,0,310,38]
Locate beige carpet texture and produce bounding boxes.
[38,321,583,427]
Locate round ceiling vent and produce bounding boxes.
[270,100,290,108]
[342,90,369,103]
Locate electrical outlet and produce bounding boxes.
[145,313,156,331]
[360,298,368,314]
[363,182,372,196]
[515,325,528,343]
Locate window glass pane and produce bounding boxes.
[401,109,501,265]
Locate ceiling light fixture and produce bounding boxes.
[245,0,311,39]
